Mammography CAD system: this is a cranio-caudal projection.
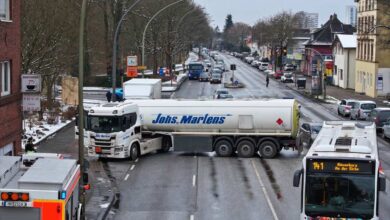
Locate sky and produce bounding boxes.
[194,0,355,29]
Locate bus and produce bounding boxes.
[188,62,204,80]
[293,121,386,220]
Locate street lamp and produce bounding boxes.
[111,0,143,101]
[78,0,88,219]
[141,0,189,77]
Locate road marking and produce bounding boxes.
[251,160,279,220]
[135,159,139,163]
[170,92,176,99]
[190,214,194,220]
[194,155,196,159]
[130,165,135,171]
[124,174,130,181]
[192,175,196,187]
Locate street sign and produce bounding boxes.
[127,56,138,66]
[21,74,41,93]
[127,66,138,78]
[137,66,147,70]
[22,94,41,111]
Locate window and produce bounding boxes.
[0,0,10,21]
[1,61,11,96]
[340,69,343,80]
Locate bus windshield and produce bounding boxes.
[305,173,375,219]
[88,116,121,133]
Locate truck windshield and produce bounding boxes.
[305,173,375,219]
[88,116,121,133]
[189,64,203,70]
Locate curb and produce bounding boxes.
[97,193,116,220]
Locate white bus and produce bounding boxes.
[293,121,386,220]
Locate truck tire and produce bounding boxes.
[130,143,139,161]
[214,139,233,157]
[159,136,171,153]
[237,140,255,158]
[259,140,277,159]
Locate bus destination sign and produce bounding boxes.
[307,159,375,175]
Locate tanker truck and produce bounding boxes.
[86,99,300,159]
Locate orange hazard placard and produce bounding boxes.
[127,66,138,78]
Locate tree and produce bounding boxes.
[224,14,233,33]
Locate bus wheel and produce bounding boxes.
[215,139,233,157]
[237,140,255,158]
[130,143,139,161]
[259,141,277,159]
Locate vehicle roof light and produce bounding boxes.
[59,191,67,200]
[1,192,9,201]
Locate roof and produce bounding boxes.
[123,79,161,85]
[18,158,77,190]
[307,121,378,159]
[335,34,357,48]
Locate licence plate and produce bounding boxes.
[1,201,30,207]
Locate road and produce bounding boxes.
[103,52,390,220]
[43,52,390,220]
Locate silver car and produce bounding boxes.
[337,99,357,117]
[350,101,377,120]
[383,118,390,140]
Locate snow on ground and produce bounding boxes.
[22,115,72,149]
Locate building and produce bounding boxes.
[296,11,319,30]
[332,34,357,89]
[355,0,390,98]
[0,0,22,155]
[286,29,311,70]
[303,14,355,79]
[346,5,358,27]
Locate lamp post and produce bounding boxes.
[141,0,188,78]
[78,0,87,219]
[111,0,142,101]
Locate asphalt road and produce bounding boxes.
[104,52,390,220]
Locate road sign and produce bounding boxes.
[22,94,41,111]
[127,56,138,66]
[137,66,147,70]
[21,75,41,93]
[127,66,138,78]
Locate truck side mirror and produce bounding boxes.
[293,169,303,187]
[379,175,386,192]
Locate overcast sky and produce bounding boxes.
[194,0,356,29]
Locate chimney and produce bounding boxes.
[333,14,338,20]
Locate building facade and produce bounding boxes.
[346,5,358,27]
[332,34,357,89]
[355,0,390,98]
[0,0,22,155]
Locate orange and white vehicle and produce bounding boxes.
[0,155,82,220]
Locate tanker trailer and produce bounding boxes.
[86,99,300,160]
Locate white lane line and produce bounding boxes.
[130,165,135,171]
[135,159,139,163]
[251,160,279,220]
[190,214,194,220]
[124,174,130,181]
[192,175,196,187]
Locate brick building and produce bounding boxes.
[0,0,22,155]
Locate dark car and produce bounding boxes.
[367,108,390,132]
[297,123,323,148]
[199,73,209,82]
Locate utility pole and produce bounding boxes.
[78,0,87,219]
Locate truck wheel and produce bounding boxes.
[215,140,233,157]
[259,141,277,159]
[159,137,171,153]
[237,140,255,158]
[130,143,139,161]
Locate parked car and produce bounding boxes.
[298,122,323,148]
[273,70,284,79]
[281,72,294,83]
[382,118,390,139]
[337,99,358,117]
[199,72,210,82]
[214,89,229,99]
[251,60,260,68]
[258,62,269,71]
[350,100,377,120]
[210,73,222,84]
[367,108,390,132]
[245,56,255,64]
[284,64,295,71]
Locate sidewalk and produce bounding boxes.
[85,158,116,220]
[288,73,390,107]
